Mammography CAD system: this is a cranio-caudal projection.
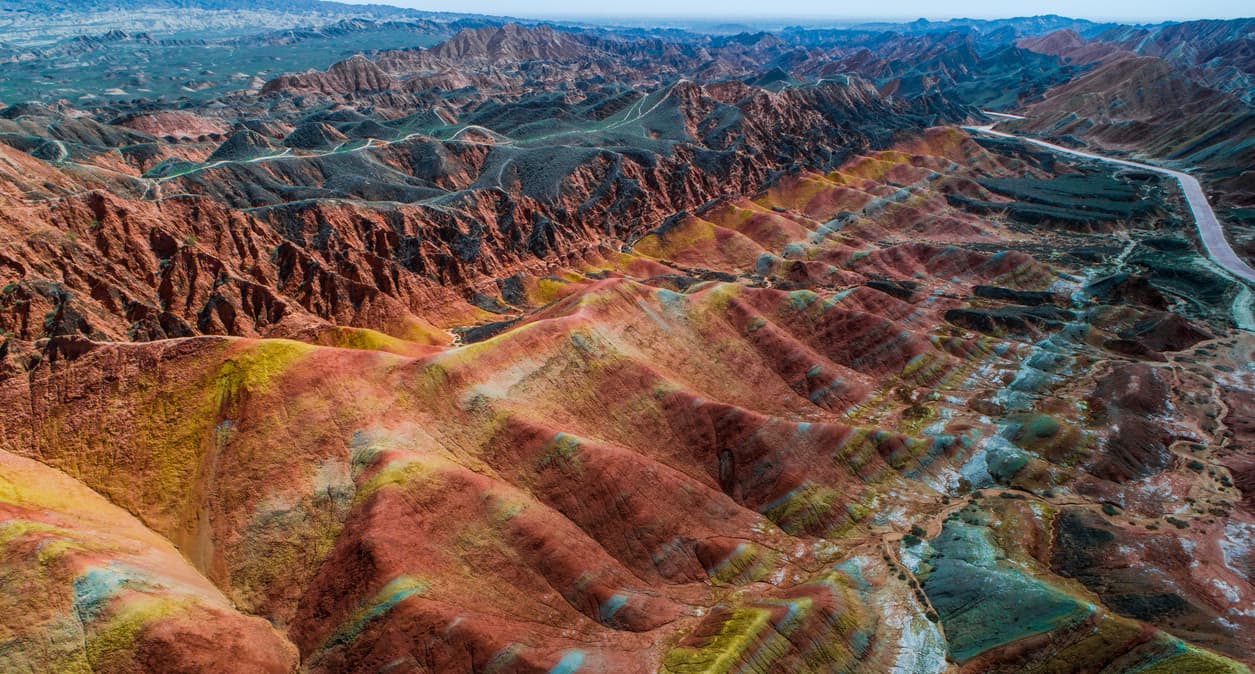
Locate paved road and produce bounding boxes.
[965,124,1255,287]
[981,111,1026,121]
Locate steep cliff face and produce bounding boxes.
[0,73,958,348]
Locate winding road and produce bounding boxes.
[965,119,1255,329]
[965,122,1255,286]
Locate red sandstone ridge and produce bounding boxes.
[0,77,957,351]
[1,127,1252,673]
[262,24,612,99]
[1,12,1255,674]
[112,111,232,140]
[1010,54,1255,204]
[0,447,299,672]
[408,23,600,63]
[1005,20,1255,207]
[262,54,398,97]
[1016,29,1126,64]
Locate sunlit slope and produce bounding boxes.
[0,128,1251,672]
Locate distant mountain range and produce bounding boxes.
[0,0,418,15]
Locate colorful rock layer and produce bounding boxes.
[1,128,1252,672]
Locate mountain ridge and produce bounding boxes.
[0,11,1253,674]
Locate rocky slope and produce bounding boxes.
[0,64,958,347]
[2,124,1253,672]
[1013,21,1255,212]
[0,14,1254,674]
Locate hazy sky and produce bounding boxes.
[345,0,1251,22]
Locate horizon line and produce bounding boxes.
[335,1,1254,24]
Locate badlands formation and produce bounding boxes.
[0,5,1253,673]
